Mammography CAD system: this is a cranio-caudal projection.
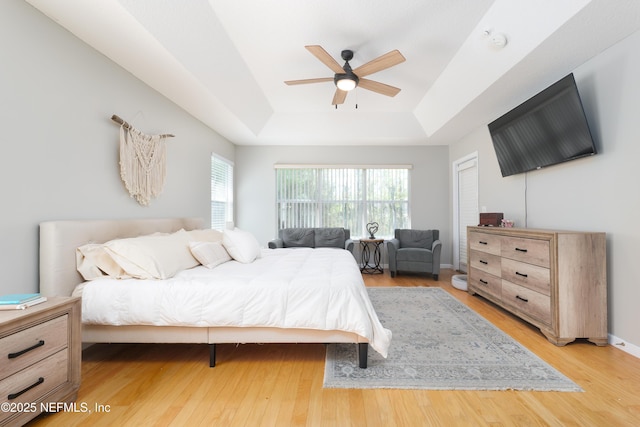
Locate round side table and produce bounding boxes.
[359,238,384,274]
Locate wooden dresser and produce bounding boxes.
[0,297,81,426]
[467,226,607,346]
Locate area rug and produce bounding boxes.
[324,287,582,391]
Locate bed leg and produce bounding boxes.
[209,344,216,367]
[358,343,368,369]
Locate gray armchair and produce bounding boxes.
[387,229,442,280]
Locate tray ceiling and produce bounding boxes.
[25,0,640,145]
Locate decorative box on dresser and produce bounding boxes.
[467,226,607,346]
[0,297,81,426]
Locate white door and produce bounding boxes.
[452,153,478,272]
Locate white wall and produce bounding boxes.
[449,30,640,350]
[234,145,452,264]
[0,1,234,294]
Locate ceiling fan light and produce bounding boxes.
[335,74,358,91]
[337,78,357,91]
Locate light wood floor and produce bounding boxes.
[28,269,640,426]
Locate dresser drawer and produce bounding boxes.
[0,349,68,406]
[502,258,551,296]
[468,267,502,300]
[502,281,551,325]
[0,315,68,381]
[469,231,501,256]
[470,250,501,277]
[501,236,550,267]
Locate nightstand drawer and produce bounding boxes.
[0,315,68,381]
[0,349,68,406]
[502,280,551,325]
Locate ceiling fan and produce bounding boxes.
[284,45,406,105]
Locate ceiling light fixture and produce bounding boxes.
[334,73,359,91]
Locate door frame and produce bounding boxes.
[452,151,478,272]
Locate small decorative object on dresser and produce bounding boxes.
[479,212,504,227]
[500,219,514,228]
[0,297,81,426]
[467,226,607,346]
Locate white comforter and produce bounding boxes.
[72,248,392,357]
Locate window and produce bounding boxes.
[275,165,410,238]
[211,155,233,231]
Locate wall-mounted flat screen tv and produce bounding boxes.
[488,73,597,177]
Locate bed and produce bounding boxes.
[38,217,391,368]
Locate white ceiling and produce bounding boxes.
[25,0,640,146]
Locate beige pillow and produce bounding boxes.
[222,228,262,263]
[104,229,199,279]
[188,228,224,242]
[189,241,232,268]
[76,243,129,280]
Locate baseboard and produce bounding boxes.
[609,334,640,359]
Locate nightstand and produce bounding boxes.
[0,297,81,426]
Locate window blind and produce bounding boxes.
[276,166,410,238]
[211,155,234,231]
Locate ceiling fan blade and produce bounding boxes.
[285,77,333,85]
[358,78,401,97]
[352,50,406,77]
[305,45,345,74]
[332,89,347,105]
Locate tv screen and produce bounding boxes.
[488,74,597,177]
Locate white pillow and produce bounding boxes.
[188,228,223,242]
[222,228,262,263]
[76,243,129,280]
[104,229,199,279]
[189,241,232,268]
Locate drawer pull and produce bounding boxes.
[479,279,488,285]
[479,241,488,245]
[515,247,528,253]
[8,377,44,400]
[8,340,45,359]
[479,260,488,265]
[515,295,529,303]
[515,272,528,278]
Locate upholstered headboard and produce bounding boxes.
[39,217,204,297]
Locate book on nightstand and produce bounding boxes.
[0,293,48,310]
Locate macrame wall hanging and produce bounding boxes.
[111,114,175,206]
